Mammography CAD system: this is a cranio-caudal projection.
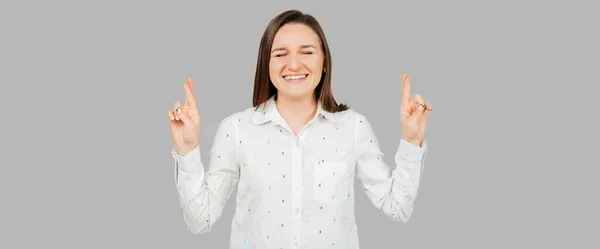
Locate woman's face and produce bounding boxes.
[269,23,324,101]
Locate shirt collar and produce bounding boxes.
[251,95,336,125]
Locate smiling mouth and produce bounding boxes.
[283,74,309,83]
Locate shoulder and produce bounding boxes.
[331,108,371,126]
[217,107,257,125]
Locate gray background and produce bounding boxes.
[1,0,598,248]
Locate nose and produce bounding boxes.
[286,53,301,71]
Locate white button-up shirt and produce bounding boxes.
[172,96,428,249]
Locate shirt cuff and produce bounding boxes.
[398,139,427,161]
[171,145,202,172]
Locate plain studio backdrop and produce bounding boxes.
[1,0,598,248]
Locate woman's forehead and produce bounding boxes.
[272,23,321,49]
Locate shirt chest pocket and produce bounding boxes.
[312,161,352,205]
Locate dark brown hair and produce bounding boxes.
[252,10,349,112]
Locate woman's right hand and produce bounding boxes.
[168,78,200,156]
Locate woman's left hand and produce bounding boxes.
[400,73,432,147]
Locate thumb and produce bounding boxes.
[409,103,425,123]
[176,107,194,127]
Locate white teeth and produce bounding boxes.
[284,75,307,80]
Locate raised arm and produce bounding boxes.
[355,73,431,222]
[168,78,240,234]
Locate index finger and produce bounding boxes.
[183,81,196,108]
[402,73,411,103]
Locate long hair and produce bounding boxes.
[252,10,349,112]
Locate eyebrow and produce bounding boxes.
[271,45,317,53]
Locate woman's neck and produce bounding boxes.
[275,93,318,128]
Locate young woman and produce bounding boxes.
[167,9,432,249]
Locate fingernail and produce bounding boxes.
[418,104,424,110]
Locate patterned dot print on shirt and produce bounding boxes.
[173,100,427,248]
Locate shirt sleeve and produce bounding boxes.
[354,115,428,223]
[172,115,240,234]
